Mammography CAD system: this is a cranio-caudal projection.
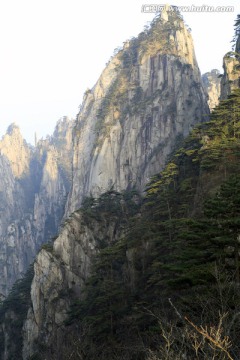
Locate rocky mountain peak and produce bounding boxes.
[0,117,74,297]
[0,123,31,178]
[66,10,208,215]
[202,69,221,111]
[6,122,21,135]
[220,21,240,100]
[160,4,170,21]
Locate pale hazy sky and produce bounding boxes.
[0,0,239,144]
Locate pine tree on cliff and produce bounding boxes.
[204,175,240,284]
[233,14,240,49]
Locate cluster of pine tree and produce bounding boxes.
[63,89,240,359]
[0,265,34,359]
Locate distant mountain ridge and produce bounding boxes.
[0,118,73,296]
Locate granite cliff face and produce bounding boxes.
[0,118,73,297]
[22,207,125,359]
[17,8,211,359]
[220,31,240,100]
[0,124,31,178]
[202,69,221,111]
[66,8,209,215]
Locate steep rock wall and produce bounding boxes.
[66,9,209,215]
[202,69,221,111]
[22,209,124,359]
[220,32,240,99]
[0,118,74,296]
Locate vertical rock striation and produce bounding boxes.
[220,31,240,99]
[22,214,95,358]
[202,69,221,111]
[0,124,31,178]
[66,8,209,215]
[0,117,74,296]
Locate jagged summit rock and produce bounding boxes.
[6,122,20,134]
[0,117,74,296]
[202,69,221,111]
[65,10,209,215]
[0,123,31,178]
[160,4,170,21]
[220,23,240,99]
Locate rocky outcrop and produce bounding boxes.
[0,127,35,297]
[0,117,74,296]
[22,208,124,359]
[220,54,240,99]
[66,8,209,215]
[202,69,221,111]
[220,32,240,99]
[0,124,31,178]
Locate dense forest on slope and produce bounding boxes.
[0,265,34,359]
[61,89,240,360]
[1,89,240,360]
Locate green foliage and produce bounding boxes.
[41,242,54,252]
[96,80,119,123]
[0,264,34,359]
[232,14,240,50]
[82,189,141,220]
[68,243,129,338]
[132,86,143,104]
[121,37,140,69]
